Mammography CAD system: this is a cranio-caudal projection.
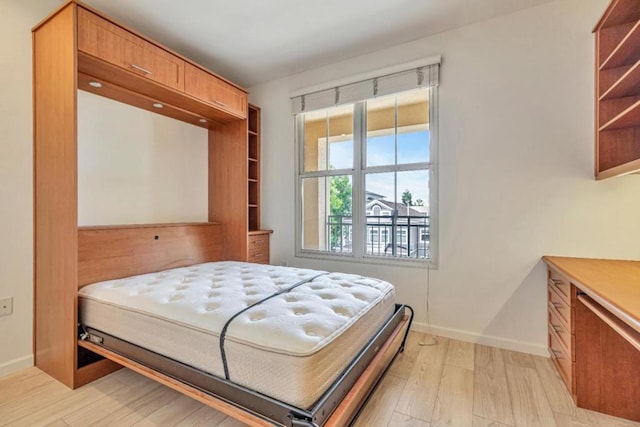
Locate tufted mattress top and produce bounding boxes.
[79,261,396,408]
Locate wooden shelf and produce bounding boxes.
[78,221,218,231]
[601,19,640,70]
[595,1,640,179]
[600,60,640,100]
[600,99,640,131]
[595,0,640,30]
[246,104,269,258]
[597,151,640,180]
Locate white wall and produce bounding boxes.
[250,0,640,355]
[0,1,208,376]
[0,0,60,376]
[78,91,208,226]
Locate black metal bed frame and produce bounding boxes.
[81,304,413,426]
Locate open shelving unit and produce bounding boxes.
[248,105,260,231]
[594,0,640,179]
[246,104,272,263]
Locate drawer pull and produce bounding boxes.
[548,278,563,287]
[131,64,152,75]
[551,349,565,359]
[552,302,564,310]
[551,324,562,333]
[214,100,228,107]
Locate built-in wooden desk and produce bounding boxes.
[542,256,640,422]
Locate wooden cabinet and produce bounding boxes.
[216,79,247,118]
[542,256,640,422]
[184,63,247,119]
[33,1,250,390]
[546,268,576,395]
[594,0,640,179]
[77,8,185,91]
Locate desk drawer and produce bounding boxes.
[548,302,574,360]
[548,269,574,305]
[548,285,573,330]
[549,327,574,393]
[247,234,269,264]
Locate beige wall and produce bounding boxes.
[0,0,208,375]
[250,0,639,355]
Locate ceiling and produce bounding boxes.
[79,0,555,88]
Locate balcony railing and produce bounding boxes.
[327,214,429,259]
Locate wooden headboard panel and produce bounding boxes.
[78,222,223,287]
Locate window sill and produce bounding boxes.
[295,250,436,269]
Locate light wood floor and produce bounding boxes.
[1,332,638,427]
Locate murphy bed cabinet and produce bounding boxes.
[594,0,640,179]
[33,1,268,389]
[247,104,272,264]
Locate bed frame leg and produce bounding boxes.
[399,305,415,353]
[287,414,318,427]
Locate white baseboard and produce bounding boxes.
[0,355,34,378]
[410,321,549,357]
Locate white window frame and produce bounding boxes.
[294,86,439,268]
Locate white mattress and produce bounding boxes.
[79,261,395,408]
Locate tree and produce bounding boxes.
[401,189,413,206]
[329,176,352,250]
[415,199,424,206]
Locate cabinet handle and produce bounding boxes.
[551,349,564,359]
[131,64,152,75]
[552,302,564,310]
[551,324,562,333]
[214,100,228,107]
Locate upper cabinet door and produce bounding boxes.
[216,79,247,119]
[77,8,185,91]
[184,63,247,119]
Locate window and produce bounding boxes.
[294,62,439,266]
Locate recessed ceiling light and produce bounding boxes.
[199,118,208,123]
[88,81,102,88]
[152,103,163,109]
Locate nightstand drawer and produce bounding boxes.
[247,234,269,264]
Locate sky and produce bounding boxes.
[328,130,430,208]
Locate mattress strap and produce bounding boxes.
[219,272,328,380]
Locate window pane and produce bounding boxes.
[365,172,394,256]
[396,170,429,259]
[366,96,396,167]
[303,105,353,172]
[397,90,430,164]
[301,175,352,253]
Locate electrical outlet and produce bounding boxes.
[0,297,13,316]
